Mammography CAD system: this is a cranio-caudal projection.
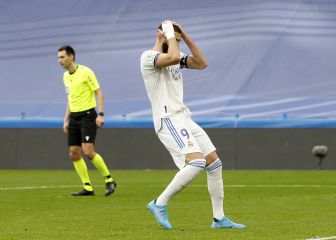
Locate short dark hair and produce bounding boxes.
[158,23,182,34]
[58,45,75,61]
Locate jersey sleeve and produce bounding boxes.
[86,68,100,91]
[141,50,160,69]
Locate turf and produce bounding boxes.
[0,170,335,240]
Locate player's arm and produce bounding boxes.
[63,103,70,133]
[173,21,208,70]
[94,88,104,127]
[155,21,180,68]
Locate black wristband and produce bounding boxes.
[98,112,104,116]
[180,55,189,69]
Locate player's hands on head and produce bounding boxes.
[171,20,185,38]
[162,20,175,40]
[157,28,165,40]
[96,116,104,127]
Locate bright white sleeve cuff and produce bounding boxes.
[162,21,175,40]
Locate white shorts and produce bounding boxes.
[157,111,216,169]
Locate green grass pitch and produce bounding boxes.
[1,170,335,240]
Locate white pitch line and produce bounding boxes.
[149,184,336,188]
[305,236,336,240]
[0,185,80,191]
[224,184,336,188]
[2,184,336,191]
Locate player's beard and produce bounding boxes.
[162,42,168,53]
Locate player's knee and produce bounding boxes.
[83,148,96,159]
[69,151,81,161]
[185,152,206,169]
[187,158,206,169]
[205,151,219,165]
[206,159,222,173]
[186,152,204,162]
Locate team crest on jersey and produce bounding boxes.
[188,141,194,147]
[167,66,182,81]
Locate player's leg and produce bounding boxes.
[205,151,224,220]
[186,119,224,219]
[190,120,245,228]
[147,116,206,229]
[81,110,116,196]
[155,152,205,206]
[147,152,205,229]
[82,143,116,196]
[148,151,205,229]
[69,146,94,195]
[156,117,206,205]
[68,116,94,196]
[206,151,245,228]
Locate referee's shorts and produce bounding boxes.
[68,108,97,146]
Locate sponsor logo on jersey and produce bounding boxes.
[167,66,182,81]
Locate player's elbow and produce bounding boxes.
[199,61,208,69]
[170,54,180,65]
[194,57,208,70]
[197,60,208,70]
[95,88,103,96]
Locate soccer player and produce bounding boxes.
[58,45,116,196]
[140,21,245,229]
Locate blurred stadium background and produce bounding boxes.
[1,1,336,240]
[1,0,336,169]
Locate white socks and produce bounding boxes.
[155,158,224,221]
[206,159,224,220]
[156,159,206,206]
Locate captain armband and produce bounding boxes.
[180,55,189,69]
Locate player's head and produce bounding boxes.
[157,23,182,53]
[58,45,76,69]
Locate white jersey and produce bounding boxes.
[140,50,189,133]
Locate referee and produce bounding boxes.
[58,45,116,196]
